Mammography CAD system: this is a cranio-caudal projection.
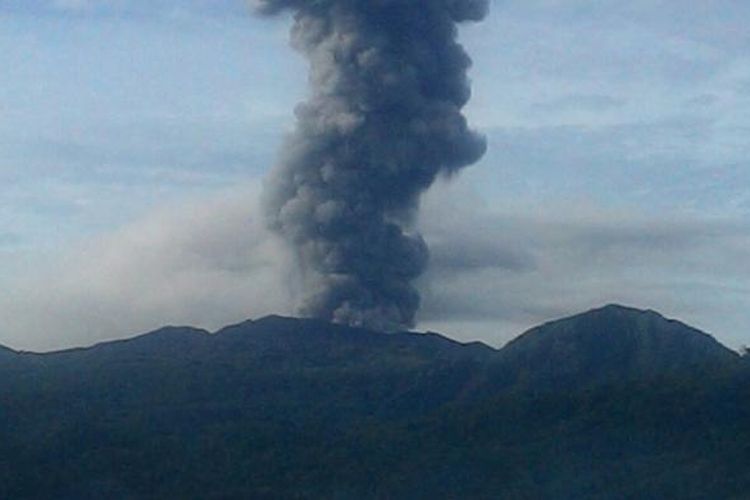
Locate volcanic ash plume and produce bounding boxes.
[258,0,488,331]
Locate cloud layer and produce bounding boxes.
[1,185,294,350]
[2,183,748,352]
[418,182,750,348]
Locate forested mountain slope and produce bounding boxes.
[0,306,748,499]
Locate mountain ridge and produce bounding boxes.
[0,304,736,372]
[1,304,749,499]
[497,303,739,388]
[0,303,735,353]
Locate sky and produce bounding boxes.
[1,0,749,351]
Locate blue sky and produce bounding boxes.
[2,0,749,350]
[1,2,295,244]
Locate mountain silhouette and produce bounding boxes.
[0,305,748,499]
[498,304,739,389]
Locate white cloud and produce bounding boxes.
[417,181,750,349]
[2,180,749,352]
[0,183,295,351]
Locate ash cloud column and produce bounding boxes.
[258,0,488,331]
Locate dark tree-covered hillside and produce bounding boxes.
[1,306,749,499]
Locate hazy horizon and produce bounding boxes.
[2,0,750,351]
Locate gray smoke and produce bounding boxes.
[257,0,488,331]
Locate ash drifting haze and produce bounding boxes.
[258,0,489,331]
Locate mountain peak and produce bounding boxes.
[499,304,738,388]
[597,302,657,313]
[591,303,670,319]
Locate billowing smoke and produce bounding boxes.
[257,0,488,331]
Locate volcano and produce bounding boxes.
[0,305,748,499]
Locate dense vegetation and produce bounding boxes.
[1,305,749,499]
